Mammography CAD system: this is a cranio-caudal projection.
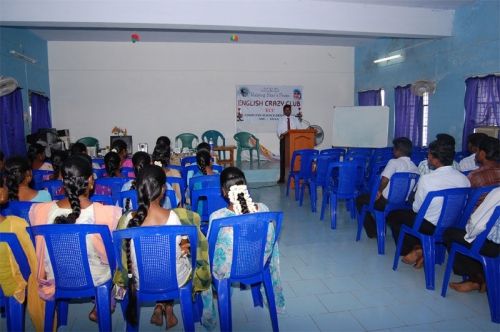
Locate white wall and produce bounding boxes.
[49,41,354,154]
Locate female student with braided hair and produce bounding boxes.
[121,151,151,211]
[208,167,285,313]
[4,156,51,202]
[29,154,121,322]
[152,136,182,204]
[104,151,123,178]
[115,164,188,329]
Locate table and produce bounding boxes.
[214,145,236,167]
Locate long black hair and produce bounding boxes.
[124,152,151,211]
[54,155,93,224]
[152,140,171,167]
[104,151,121,177]
[50,149,69,180]
[125,164,166,325]
[196,149,211,175]
[4,157,31,201]
[27,143,46,165]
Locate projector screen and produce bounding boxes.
[332,106,390,147]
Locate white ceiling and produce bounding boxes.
[1,0,475,46]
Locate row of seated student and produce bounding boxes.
[0,154,284,330]
[356,132,499,295]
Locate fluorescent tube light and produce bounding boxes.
[373,54,402,64]
[9,50,37,64]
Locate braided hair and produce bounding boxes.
[220,167,257,215]
[152,140,171,167]
[196,149,211,175]
[50,149,68,180]
[104,151,121,177]
[125,164,166,325]
[4,157,31,201]
[53,155,93,224]
[124,152,151,211]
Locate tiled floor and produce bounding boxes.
[3,184,497,331]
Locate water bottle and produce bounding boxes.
[209,138,214,155]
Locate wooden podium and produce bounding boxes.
[284,129,316,184]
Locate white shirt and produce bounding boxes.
[465,187,500,244]
[418,159,461,175]
[276,115,306,137]
[459,154,479,172]
[380,156,419,199]
[413,166,471,225]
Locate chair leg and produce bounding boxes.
[320,191,329,221]
[392,230,406,271]
[349,199,356,220]
[44,300,56,332]
[95,284,112,332]
[421,236,436,290]
[330,194,338,229]
[299,182,305,207]
[236,149,242,167]
[249,149,253,167]
[263,270,279,332]
[257,147,260,167]
[483,257,500,323]
[286,176,291,197]
[57,301,69,327]
[251,283,263,307]
[179,286,196,332]
[356,206,367,241]
[6,296,25,332]
[217,279,232,332]
[310,183,317,213]
[374,211,386,255]
[441,247,456,297]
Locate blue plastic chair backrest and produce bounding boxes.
[289,149,318,173]
[0,233,31,281]
[413,188,470,238]
[454,151,467,162]
[191,187,227,221]
[113,225,197,293]
[93,168,106,179]
[470,206,500,253]
[30,224,116,294]
[3,201,34,224]
[32,170,54,190]
[118,190,138,211]
[319,148,345,160]
[327,161,359,196]
[181,156,197,168]
[314,155,336,186]
[94,177,131,203]
[120,167,135,178]
[42,179,65,200]
[166,176,186,201]
[457,185,498,228]
[386,172,420,205]
[411,151,428,165]
[92,158,105,168]
[346,148,373,158]
[208,212,283,280]
[90,195,114,205]
[164,189,178,209]
[365,160,389,192]
[189,174,221,194]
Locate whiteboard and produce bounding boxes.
[332,106,389,147]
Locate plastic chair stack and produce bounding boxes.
[286,149,318,201]
[31,224,116,332]
[207,212,283,332]
[441,206,500,323]
[233,132,260,167]
[113,225,198,332]
[393,188,470,290]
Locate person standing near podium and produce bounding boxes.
[277,104,307,183]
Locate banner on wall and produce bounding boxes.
[235,85,303,133]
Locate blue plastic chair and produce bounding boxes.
[191,187,227,223]
[92,158,105,168]
[392,188,471,290]
[120,167,135,178]
[181,156,197,168]
[208,212,283,332]
[94,177,131,204]
[299,155,335,212]
[118,190,138,212]
[164,189,179,209]
[167,176,186,207]
[320,161,362,229]
[441,206,500,323]
[286,149,318,201]
[113,225,198,332]
[361,159,389,194]
[32,169,54,190]
[0,233,31,332]
[356,172,420,255]
[457,185,498,229]
[30,224,116,332]
[93,168,106,179]
[319,148,345,159]
[411,151,428,165]
[2,201,34,224]
[42,179,65,200]
[90,195,114,205]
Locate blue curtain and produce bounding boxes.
[394,85,423,147]
[31,92,52,134]
[0,88,27,157]
[358,89,382,106]
[462,75,500,151]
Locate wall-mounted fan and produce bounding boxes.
[310,125,324,146]
[411,80,436,96]
[0,76,19,97]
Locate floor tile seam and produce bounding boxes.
[348,305,408,331]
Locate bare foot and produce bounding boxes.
[414,255,424,269]
[150,304,165,326]
[165,304,178,329]
[402,248,422,265]
[450,281,481,292]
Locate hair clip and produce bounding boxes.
[111,148,118,153]
[154,161,162,167]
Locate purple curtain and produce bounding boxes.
[462,75,500,151]
[31,92,51,134]
[394,84,423,146]
[0,88,27,157]
[358,89,382,106]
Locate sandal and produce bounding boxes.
[150,304,165,326]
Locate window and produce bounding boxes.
[422,92,429,146]
[381,89,385,106]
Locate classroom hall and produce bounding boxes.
[0,0,499,331]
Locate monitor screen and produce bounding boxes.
[110,135,133,155]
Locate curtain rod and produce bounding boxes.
[358,88,382,92]
[464,72,500,79]
[28,90,49,98]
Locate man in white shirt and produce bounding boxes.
[387,139,471,267]
[443,187,499,292]
[459,132,488,172]
[418,133,461,175]
[276,104,306,183]
[356,137,419,238]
